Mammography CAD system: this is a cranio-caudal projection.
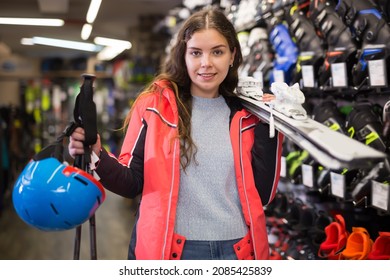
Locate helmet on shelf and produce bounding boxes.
[12,157,105,231]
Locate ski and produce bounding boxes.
[237,79,387,170]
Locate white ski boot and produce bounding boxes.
[237,76,263,101]
[270,82,307,120]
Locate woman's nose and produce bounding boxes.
[201,54,212,67]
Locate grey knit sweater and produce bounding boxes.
[174,95,248,240]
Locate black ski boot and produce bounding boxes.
[335,0,390,87]
[345,102,387,152]
[285,1,326,87]
[308,0,358,87]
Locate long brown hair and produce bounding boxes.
[124,7,243,170]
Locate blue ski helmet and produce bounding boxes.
[12,157,105,231]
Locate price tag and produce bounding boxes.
[331,62,348,87]
[330,172,345,198]
[302,164,314,188]
[273,69,285,83]
[368,59,387,87]
[371,180,389,211]
[301,65,315,88]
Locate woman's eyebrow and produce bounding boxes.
[187,44,228,50]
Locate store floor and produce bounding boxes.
[0,190,137,260]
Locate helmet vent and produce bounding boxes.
[50,203,59,215]
[24,209,31,219]
[74,175,88,186]
[97,196,101,205]
[64,221,72,227]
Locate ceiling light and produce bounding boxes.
[21,36,103,52]
[86,0,102,23]
[81,23,93,40]
[20,38,34,45]
[94,37,132,49]
[97,46,127,61]
[0,17,64,26]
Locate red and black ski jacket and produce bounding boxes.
[95,80,284,260]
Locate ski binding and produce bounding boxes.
[237,76,263,101]
[269,82,307,120]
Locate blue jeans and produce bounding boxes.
[180,238,241,260]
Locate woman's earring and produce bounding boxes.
[230,63,233,68]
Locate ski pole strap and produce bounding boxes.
[73,74,97,146]
[32,142,63,162]
[32,121,79,162]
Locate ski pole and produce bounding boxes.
[72,73,98,260]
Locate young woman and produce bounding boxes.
[68,7,284,260]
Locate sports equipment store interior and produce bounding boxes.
[1,0,390,260]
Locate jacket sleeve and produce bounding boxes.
[251,122,284,206]
[94,103,147,199]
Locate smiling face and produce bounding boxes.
[185,28,236,98]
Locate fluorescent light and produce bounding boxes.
[81,23,93,40]
[20,38,34,45]
[94,37,132,60]
[0,17,64,26]
[86,0,102,23]
[21,36,103,52]
[97,46,127,61]
[94,37,132,49]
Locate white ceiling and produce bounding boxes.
[0,0,183,59]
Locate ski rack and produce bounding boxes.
[239,95,388,170]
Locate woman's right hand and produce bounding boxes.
[68,127,102,158]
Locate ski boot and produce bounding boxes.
[339,227,374,260]
[367,231,390,260]
[345,102,387,152]
[285,2,326,87]
[246,27,275,89]
[268,24,299,85]
[309,0,358,87]
[344,101,388,206]
[313,100,347,134]
[268,0,300,85]
[270,82,307,119]
[257,0,299,85]
[318,214,349,260]
[335,0,390,87]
